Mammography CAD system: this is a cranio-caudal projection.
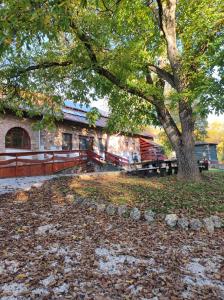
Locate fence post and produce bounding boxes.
[15,153,18,177]
[43,152,46,175]
[52,152,55,174]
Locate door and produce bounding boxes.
[79,136,94,151]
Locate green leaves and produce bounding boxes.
[86,107,101,126]
[80,0,88,7]
[0,0,223,132]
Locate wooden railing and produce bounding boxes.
[139,138,166,161]
[0,150,88,178]
[0,149,130,178]
[86,150,104,165]
[104,151,129,166]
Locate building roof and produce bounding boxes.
[64,100,109,117]
[63,109,108,128]
[62,101,153,138]
[62,101,108,128]
[136,131,154,139]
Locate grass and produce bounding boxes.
[209,168,224,172]
[56,171,224,216]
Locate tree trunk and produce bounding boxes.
[156,105,201,181]
[177,100,201,180]
[175,136,200,181]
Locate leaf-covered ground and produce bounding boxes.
[0,173,223,299]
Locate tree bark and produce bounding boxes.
[178,100,201,180]
[175,134,200,181]
[153,1,201,181]
[156,104,201,181]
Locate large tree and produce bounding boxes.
[0,0,223,180]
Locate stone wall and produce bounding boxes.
[0,114,40,152]
[107,135,141,162]
[0,113,141,162]
[40,122,107,154]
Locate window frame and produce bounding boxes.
[5,127,31,150]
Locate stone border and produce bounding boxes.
[65,194,223,234]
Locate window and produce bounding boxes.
[62,133,72,150]
[79,136,94,151]
[5,127,31,149]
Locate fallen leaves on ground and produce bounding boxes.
[0,175,223,299]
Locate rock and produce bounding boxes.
[117,205,128,217]
[128,284,143,295]
[73,197,84,205]
[36,224,57,235]
[65,194,74,202]
[23,187,31,192]
[79,199,89,206]
[130,208,141,221]
[114,283,123,290]
[152,288,161,296]
[41,275,57,287]
[53,283,70,294]
[144,210,155,223]
[86,200,97,209]
[177,217,189,230]
[32,182,43,188]
[210,215,222,228]
[106,204,116,216]
[190,218,203,231]
[203,217,214,234]
[32,288,49,297]
[96,203,106,212]
[165,214,178,227]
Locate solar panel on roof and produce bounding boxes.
[64,100,91,112]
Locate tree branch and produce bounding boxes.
[156,0,180,90]
[147,64,175,88]
[156,0,165,35]
[96,0,123,15]
[15,60,73,77]
[156,104,181,149]
[75,28,156,104]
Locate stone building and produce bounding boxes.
[0,102,160,163]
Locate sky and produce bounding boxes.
[91,98,109,114]
[207,113,224,123]
[91,98,224,125]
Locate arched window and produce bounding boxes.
[5,127,31,149]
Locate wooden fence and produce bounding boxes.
[139,138,166,161]
[105,151,129,166]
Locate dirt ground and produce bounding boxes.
[0,177,223,300]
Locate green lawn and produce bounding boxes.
[209,168,224,172]
[53,171,224,217]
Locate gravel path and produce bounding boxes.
[0,172,121,195]
[0,175,59,195]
